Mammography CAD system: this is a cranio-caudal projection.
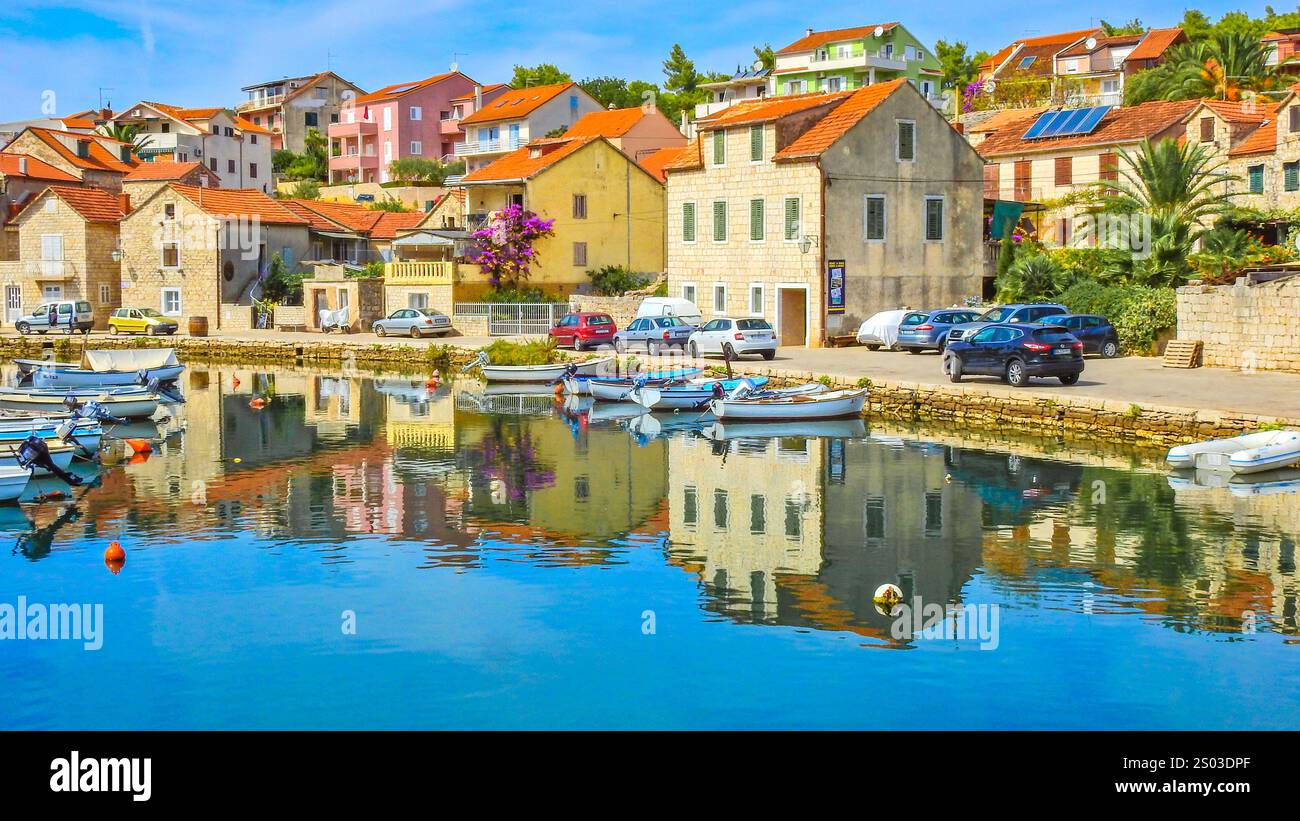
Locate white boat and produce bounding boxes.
[0,417,104,454]
[0,441,76,477]
[1166,429,1300,475]
[702,418,868,440]
[565,367,703,396]
[0,386,160,419]
[478,356,614,383]
[28,348,184,388]
[1167,467,1300,497]
[0,467,30,503]
[710,388,868,421]
[628,376,776,410]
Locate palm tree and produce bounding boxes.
[96,122,152,154]
[1129,31,1283,102]
[1096,138,1237,227]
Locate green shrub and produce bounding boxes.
[480,338,559,366]
[587,265,653,296]
[995,252,1074,302]
[481,287,565,304]
[1058,281,1177,355]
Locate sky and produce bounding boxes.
[0,0,1267,122]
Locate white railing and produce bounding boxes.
[455,136,525,156]
[454,302,565,335]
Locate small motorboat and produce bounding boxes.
[629,377,772,410]
[1166,429,1300,475]
[565,367,703,397]
[701,418,868,441]
[462,351,615,383]
[0,466,31,503]
[0,417,104,455]
[710,387,868,421]
[27,348,184,388]
[0,440,76,477]
[0,386,161,419]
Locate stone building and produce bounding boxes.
[0,153,82,264]
[1,127,137,191]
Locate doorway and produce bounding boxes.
[5,285,20,323]
[776,286,808,347]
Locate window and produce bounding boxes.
[749,283,763,315]
[383,141,392,162]
[99,283,110,304]
[924,196,944,241]
[305,112,319,127]
[209,158,217,172]
[1054,156,1072,186]
[713,489,729,530]
[712,129,726,165]
[682,283,696,304]
[410,141,422,155]
[712,200,727,242]
[1292,106,1300,133]
[896,120,916,161]
[572,242,588,266]
[164,203,176,219]
[749,198,764,241]
[749,494,766,534]
[160,288,181,316]
[784,497,802,539]
[683,486,697,527]
[783,197,800,241]
[750,125,763,161]
[865,497,885,540]
[1099,152,1118,184]
[228,159,236,174]
[1018,55,1036,69]
[924,492,943,534]
[383,108,392,130]
[249,162,258,178]
[1200,117,1215,142]
[864,195,885,241]
[1286,161,1299,192]
[1248,164,1264,194]
[410,106,422,120]
[161,242,180,268]
[682,202,696,242]
[250,134,258,145]
[572,194,587,219]
[713,284,727,313]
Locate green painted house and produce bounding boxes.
[771,23,944,106]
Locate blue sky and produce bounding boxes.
[0,0,1263,122]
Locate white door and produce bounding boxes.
[4,285,20,323]
[42,284,63,301]
[40,235,64,277]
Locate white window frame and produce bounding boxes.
[409,106,422,121]
[896,119,917,163]
[712,283,727,314]
[681,201,697,244]
[409,140,422,155]
[160,287,182,316]
[748,282,765,316]
[923,195,945,243]
[681,282,697,305]
[383,107,392,130]
[782,196,802,242]
[863,194,887,243]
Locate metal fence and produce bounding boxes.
[453,302,565,335]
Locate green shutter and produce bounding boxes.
[1287,162,1299,192]
[682,202,695,242]
[750,125,763,161]
[783,198,800,240]
[750,199,764,241]
[865,196,884,240]
[713,200,727,241]
[925,198,943,241]
[898,121,915,161]
[713,129,726,165]
[1249,165,1264,194]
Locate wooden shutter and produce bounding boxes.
[1291,105,1300,134]
[865,196,885,240]
[983,163,1000,199]
[713,201,727,241]
[783,197,800,240]
[897,121,915,160]
[1099,152,1118,184]
[750,125,763,161]
[1200,117,1215,142]
[1014,160,1032,201]
[1054,156,1072,186]
[1286,162,1299,192]
[749,198,764,241]
[713,129,726,165]
[925,198,943,241]
[682,202,695,242]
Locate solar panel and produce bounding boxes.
[1022,106,1114,140]
[1075,105,1113,135]
[1021,111,1058,140]
[1050,108,1092,137]
[1035,110,1075,138]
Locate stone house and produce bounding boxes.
[1,127,137,191]
[235,71,367,154]
[0,185,128,328]
[664,79,984,347]
[122,160,222,201]
[118,184,310,329]
[1,153,82,261]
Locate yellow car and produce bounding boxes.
[108,307,179,335]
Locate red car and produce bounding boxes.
[549,312,617,351]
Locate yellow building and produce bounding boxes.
[459,135,665,299]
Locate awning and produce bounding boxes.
[392,231,456,246]
[315,231,360,240]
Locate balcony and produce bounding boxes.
[384,261,458,285]
[328,119,378,139]
[455,136,525,157]
[328,153,379,172]
[439,118,463,136]
[236,94,285,113]
[807,51,908,73]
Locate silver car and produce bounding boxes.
[614,316,694,353]
[372,308,452,337]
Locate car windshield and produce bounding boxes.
[655,317,684,327]
[140,309,163,317]
[978,307,1016,323]
[736,319,771,331]
[586,315,612,325]
[901,313,929,326]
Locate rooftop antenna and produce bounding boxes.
[452,52,468,73]
[98,87,114,111]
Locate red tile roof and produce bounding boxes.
[234,115,272,135]
[1058,33,1143,58]
[981,28,1099,71]
[965,105,1051,135]
[1199,99,1272,125]
[356,72,460,104]
[369,211,427,240]
[168,185,308,225]
[1228,118,1277,157]
[564,107,652,138]
[776,23,899,56]
[1126,27,1186,62]
[460,82,578,125]
[0,153,80,182]
[696,91,849,130]
[43,185,128,222]
[776,79,907,160]
[288,199,384,233]
[976,99,1199,157]
[22,127,137,173]
[461,135,599,183]
[280,199,354,232]
[124,160,217,182]
[661,137,703,172]
[638,146,688,182]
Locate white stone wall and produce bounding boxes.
[1177,278,1300,372]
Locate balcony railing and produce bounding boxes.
[328,119,378,138]
[236,94,285,112]
[328,153,379,170]
[455,136,525,156]
[439,118,463,136]
[384,261,458,285]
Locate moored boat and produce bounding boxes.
[564,367,703,397]
[628,376,773,410]
[0,467,31,503]
[473,355,615,383]
[28,348,185,388]
[1166,429,1300,475]
[702,417,868,441]
[709,388,868,421]
[0,441,76,477]
[0,386,160,419]
[0,417,104,454]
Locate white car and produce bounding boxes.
[687,317,777,360]
[371,308,452,337]
[855,309,911,351]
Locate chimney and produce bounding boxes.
[474,84,483,110]
[17,156,27,175]
[806,27,814,37]
[118,192,131,215]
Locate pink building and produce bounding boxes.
[328,71,490,184]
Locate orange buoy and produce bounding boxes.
[105,541,125,562]
[249,397,266,410]
[124,438,152,454]
[34,490,66,502]
[127,451,150,465]
[553,383,564,398]
[232,376,241,389]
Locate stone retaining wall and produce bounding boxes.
[1177,278,1300,373]
[568,294,642,327]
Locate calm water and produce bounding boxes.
[1,364,1297,730]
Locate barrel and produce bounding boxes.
[188,316,208,337]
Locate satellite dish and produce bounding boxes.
[982,79,997,94]
[1084,36,1097,50]
[450,61,458,72]
[873,26,884,37]
[752,59,764,72]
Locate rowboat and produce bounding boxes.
[0,386,160,419]
[709,388,868,421]
[701,418,868,441]
[467,352,614,383]
[0,467,31,503]
[0,417,104,454]
[1166,429,1300,475]
[628,377,773,410]
[0,441,76,477]
[564,367,703,397]
[27,348,184,388]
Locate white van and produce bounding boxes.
[14,300,95,334]
[636,296,703,327]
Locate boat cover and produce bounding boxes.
[80,348,179,372]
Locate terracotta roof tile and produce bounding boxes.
[369,211,427,240]
[1126,27,1186,62]
[0,153,80,182]
[233,115,272,135]
[564,107,651,138]
[44,185,128,222]
[279,199,353,232]
[24,127,136,173]
[1200,99,1272,124]
[661,137,703,173]
[776,23,899,56]
[356,72,459,104]
[461,135,599,182]
[124,160,217,182]
[460,82,578,125]
[980,28,1099,71]
[696,91,849,130]
[638,146,688,182]
[965,105,1050,135]
[977,99,1199,157]
[775,79,907,160]
[287,199,384,233]
[1227,106,1279,157]
[168,184,308,225]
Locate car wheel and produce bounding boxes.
[1006,359,1028,387]
[16,322,29,335]
[1059,373,1080,385]
[907,347,921,355]
[646,341,659,356]
[722,343,736,361]
[945,354,963,383]
[865,344,880,351]
[761,350,775,361]
[108,325,119,335]
[1101,340,1119,359]
[409,326,421,339]
[614,338,626,353]
[937,340,947,354]
[375,325,386,337]
[689,341,699,358]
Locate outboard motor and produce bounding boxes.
[148,377,184,404]
[710,381,725,400]
[76,401,126,425]
[16,435,83,486]
[726,378,756,401]
[62,392,81,412]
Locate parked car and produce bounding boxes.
[372,308,452,338]
[687,317,777,360]
[15,300,94,334]
[549,312,617,350]
[108,307,179,336]
[354,193,376,203]
[1038,313,1119,358]
[945,303,1069,344]
[943,323,1085,387]
[635,296,703,326]
[615,315,694,353]
[897,308,982,354]
[855,308,912,350]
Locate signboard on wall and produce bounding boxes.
[826,259,845,314]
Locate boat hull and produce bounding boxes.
[710,389,868,421]
[630,377,772,410]
[31,364,184,388]
[703,418,868,440]
[0,392,159,419]
[1167,430,1300,474]
[481,357,613,383]
[0,445,75,478]
[0,467,30,503]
